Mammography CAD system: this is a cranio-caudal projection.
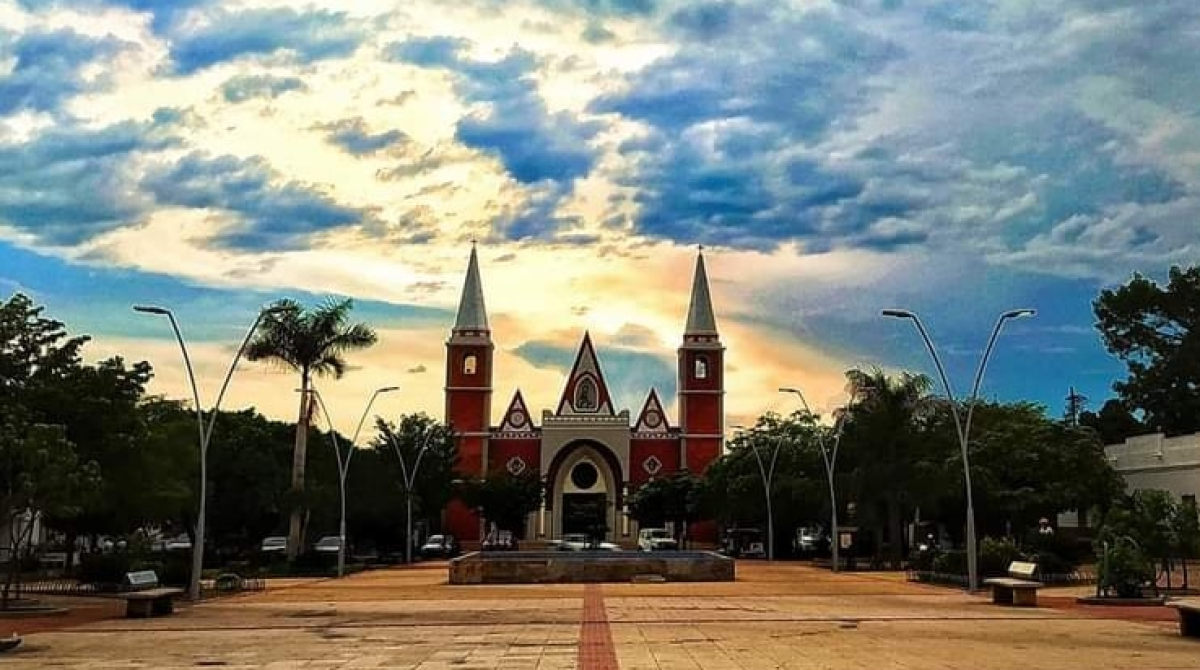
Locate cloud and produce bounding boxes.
[0,115,179,245]
[142,153,365,250]
[0,27,135,114]
[170,7,362,74]
[221,74,307,103]
[387,38,602,239]
[315,117,408,156]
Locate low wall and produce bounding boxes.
[449,551,735,584]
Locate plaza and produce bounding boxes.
[3,562,1195,670]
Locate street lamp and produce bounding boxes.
[300,385,399,577]
[732,424,781,561]
[133,303,282,600]
[385,427,437,564]
[882,307,1035,592]
[778,387,854,573]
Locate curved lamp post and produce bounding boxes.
[777,388,854,572]
[882,307,1035,592]
[301,385,399,577]
[732,424,781,561]
[385,428,436,564]
[133,304,283,600]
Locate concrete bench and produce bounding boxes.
[1167,599,1200,638]
[983,561,1042,607]
[119,571,183,618]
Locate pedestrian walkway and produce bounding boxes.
[3,563,1195,669]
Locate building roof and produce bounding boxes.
[454,244,489,332]
[685,251,718,335]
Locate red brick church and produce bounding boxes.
[443,246,725,545]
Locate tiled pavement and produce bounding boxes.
[2,563,1196,669]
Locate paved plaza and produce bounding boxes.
[1,563,1195,669]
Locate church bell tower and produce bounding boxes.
[445,244,493,541]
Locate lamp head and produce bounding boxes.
[778,387,801,395]
[133,305,170,315]
[378,386,400,393]
[881,308,915,319]
[1002,308,1036,320]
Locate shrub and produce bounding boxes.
[79,552,131,585]
[1101,542,1154,598]
[978,537,1021,578]
[932,550,967,575]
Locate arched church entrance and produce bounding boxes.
[546,441,623,542]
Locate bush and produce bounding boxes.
[932,550,967,575]
[1101,541,1154,598]
[1030,549,1076,576]
[79,552,132,585]
[978,537,1022,578]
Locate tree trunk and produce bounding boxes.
[287,370,311,561]
[887,493,903,569]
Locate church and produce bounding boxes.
[443,246,725,545]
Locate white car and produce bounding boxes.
[554,534,620,551]
[638,528,678,552]
[313,536,342,553]
[260,536,287,554]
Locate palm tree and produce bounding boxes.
[246,298,377,559]
[843,367,934,567]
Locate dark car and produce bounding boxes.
[420,534,459,558]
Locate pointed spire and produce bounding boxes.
[685,249,718,336]
[454,243,489,333]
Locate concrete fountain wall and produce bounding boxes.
[449,551,735,584]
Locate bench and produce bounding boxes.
[119,571,183,618]
[1167,599,1200,638]
[983,561,1042,607]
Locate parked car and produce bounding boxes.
[420,534,460,558]
[260,536,288,554]
[792,527,825,556]
[637,528,679,552]
[313,536,342,554]
[720,528,765,558]
[163,534,192,552]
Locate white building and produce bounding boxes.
[1105,432,1200,504]
[1059,431,1199,529]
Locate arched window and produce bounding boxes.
[694,356,708,380]
[463,354,477,375]
[574,377,598,411]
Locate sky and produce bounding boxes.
[1,0,1197,434]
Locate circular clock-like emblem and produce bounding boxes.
[571,462,599,490]
[643,456,663,476]
[506,456,527,476]
[644,410,662,428]
[509,410,526,428]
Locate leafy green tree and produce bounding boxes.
[245,298,377,559]
[839,368,937,566]
[0,419,99,607]
[629,471,704,543]
[457,471,543,536]
[373,414,457,546]
[702,411,827,555]
[962,402,1125,538]
[1094,265,1200,435]
[1079,398,1146,445]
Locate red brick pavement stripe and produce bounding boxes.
[579,585,619,670]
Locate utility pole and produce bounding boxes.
[1064,387,1088,426]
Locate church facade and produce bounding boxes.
[443,247,725,545]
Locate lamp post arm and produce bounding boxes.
[906,316,966,441]
[163,312,206,443]
[963,314,1009,446]
[346,391,385,475]
[203,310,269,448]
[307,388,346,477]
